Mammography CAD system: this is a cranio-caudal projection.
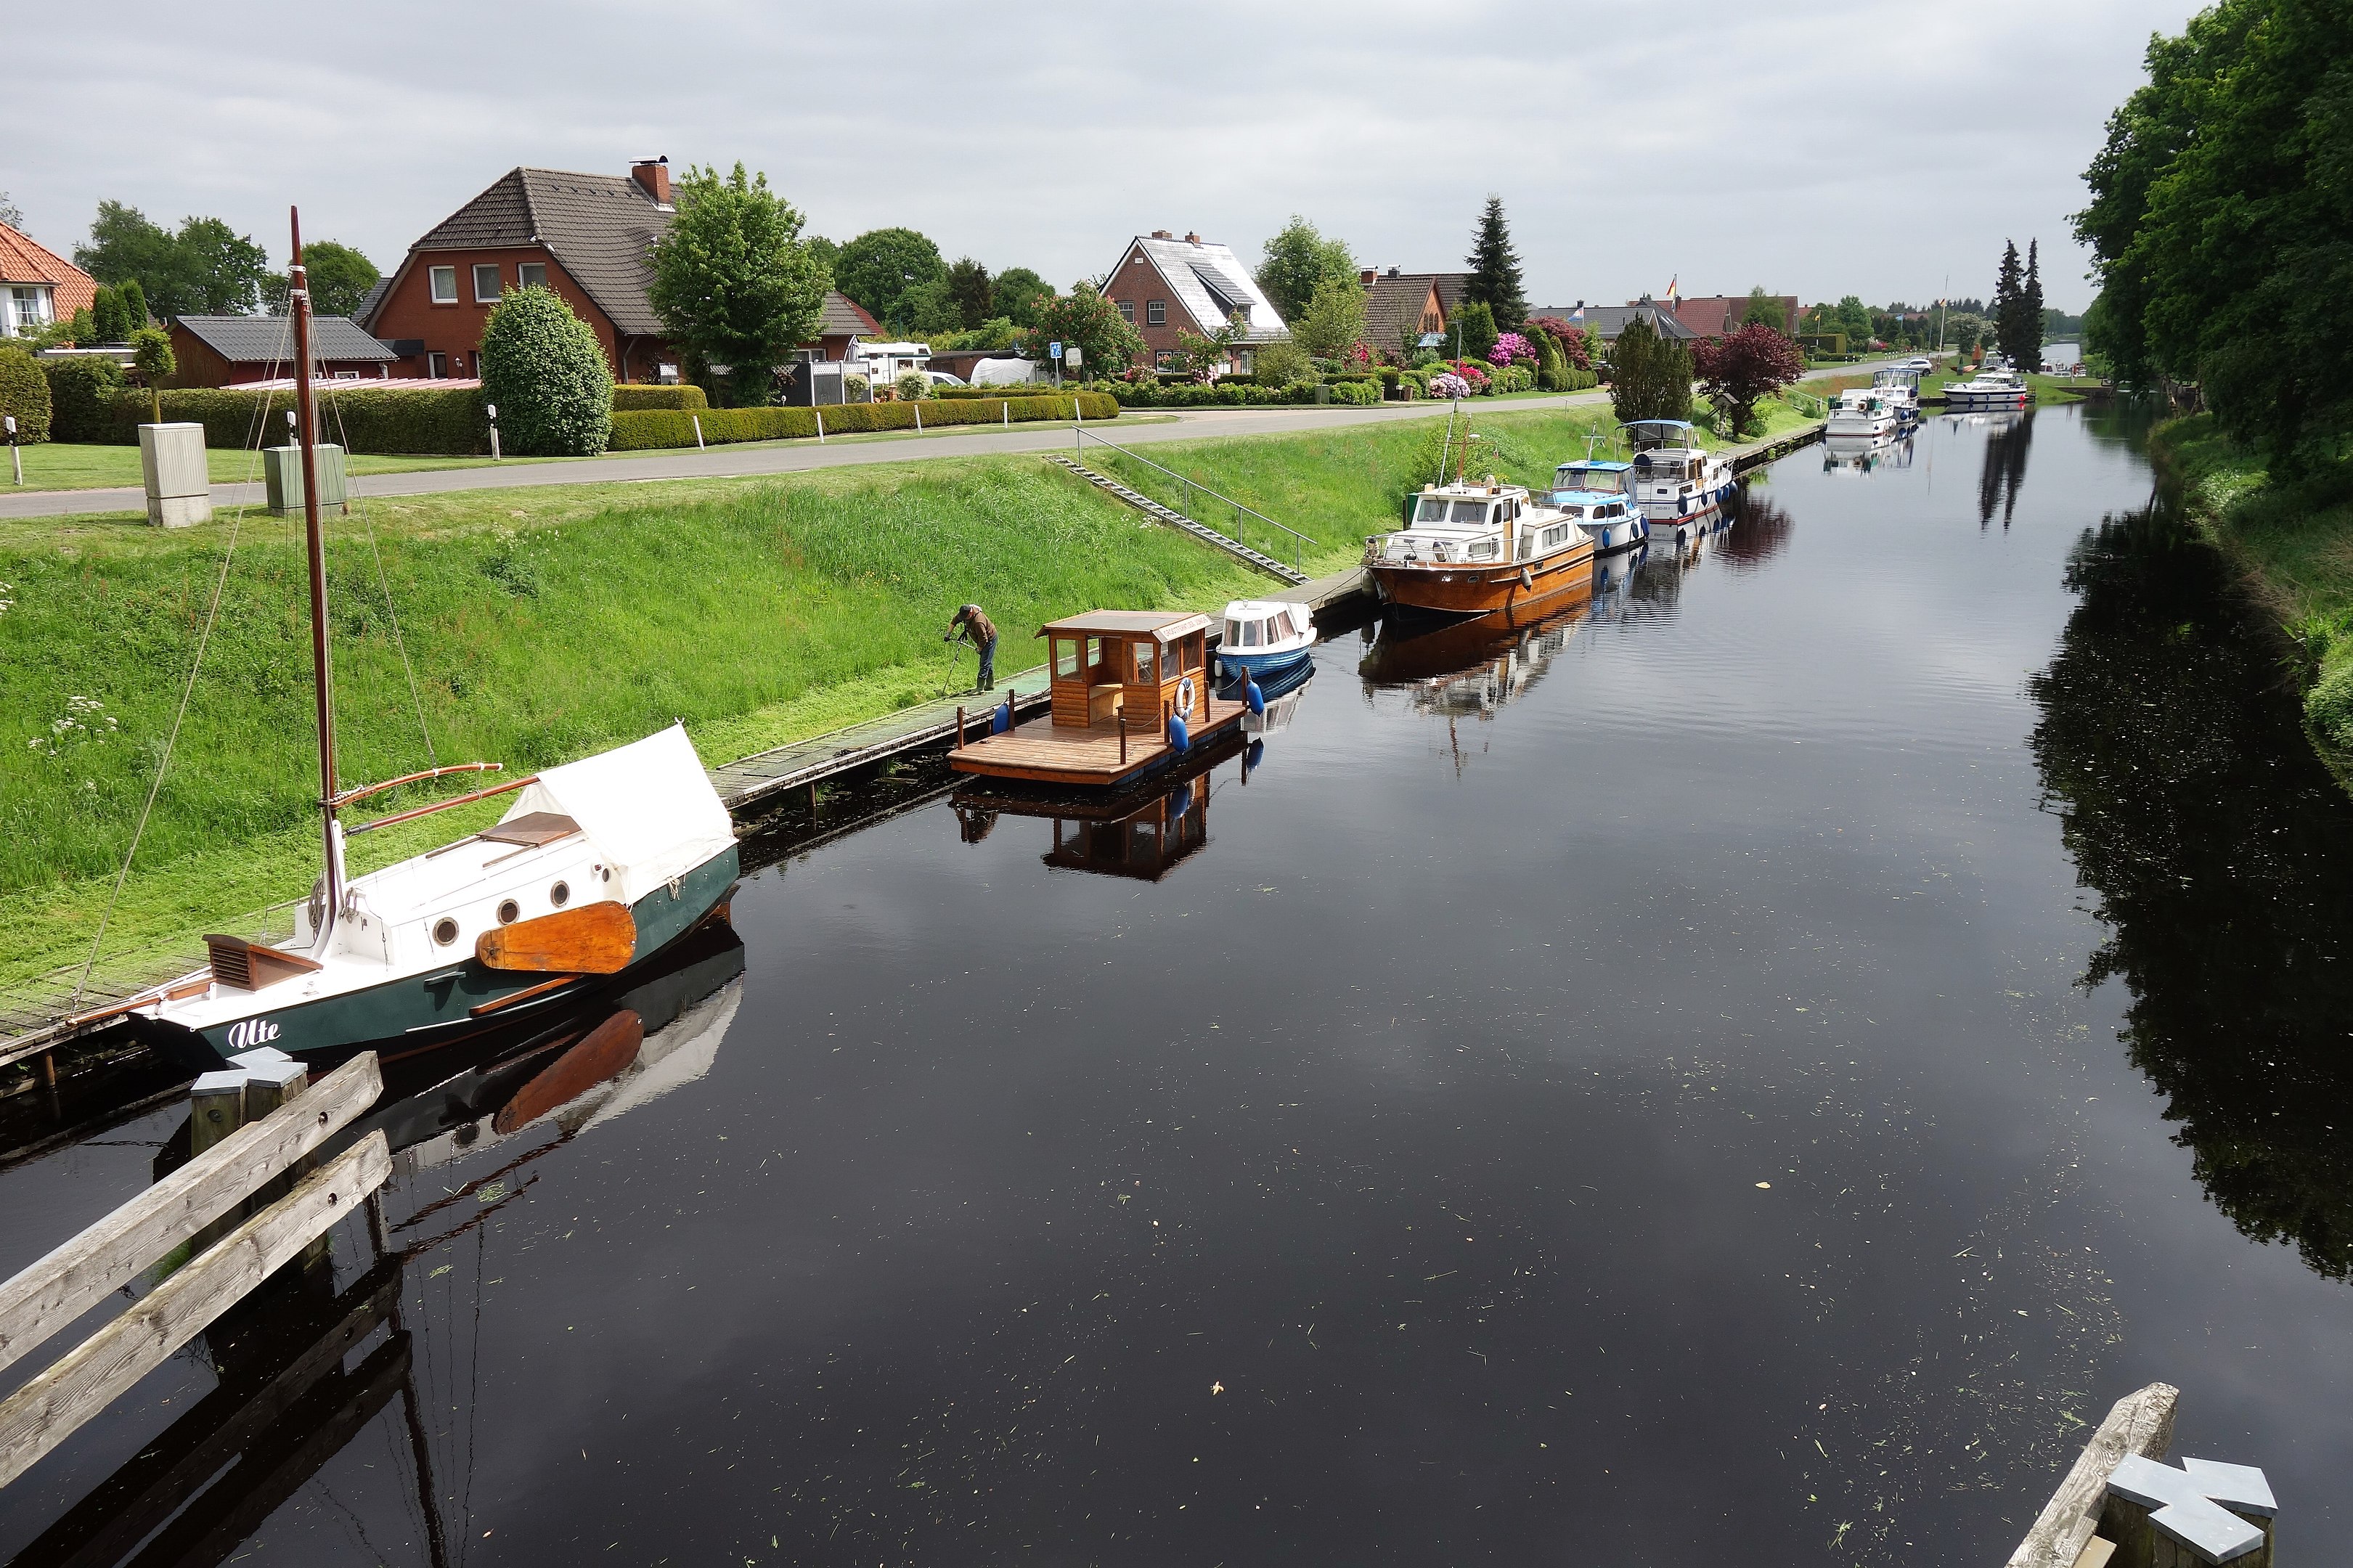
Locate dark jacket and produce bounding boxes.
[950,606,997,646]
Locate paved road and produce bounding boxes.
[0,360,1897,521]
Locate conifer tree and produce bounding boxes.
[1992,240,2034,368]
[2021,240,2044,370]
[1463,197,1527,331]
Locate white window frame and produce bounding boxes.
[428,266,458,304]
[1146,300,1167,327]
[473,264,503,303]
[1117,299,1135,324]
[516,262,549,290]
[427,351,448,378]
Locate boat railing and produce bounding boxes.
[1073,427,1314,573]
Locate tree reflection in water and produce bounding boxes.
[1979,410,2034,530]
[1718,483,1794,572]
[2029,504,2353,1279]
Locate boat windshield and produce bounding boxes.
[1414,497,1494,526]
[1555,467,1622,493]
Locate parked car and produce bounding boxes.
[922,369,966,388]
[1901,356,1935,373]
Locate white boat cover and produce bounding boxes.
[498,725,734,905]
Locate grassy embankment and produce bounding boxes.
[11,444,542,491]
[2150,414,2353,775]
[0,406,1633,993]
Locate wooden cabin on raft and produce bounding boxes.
[948,610,1249,788]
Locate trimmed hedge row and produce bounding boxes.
[612,384,709,411]
[606,391,1118,451]
[87,386,491,454]
[1109,380,1321,408]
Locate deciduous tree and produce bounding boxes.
[991,267,1054,328]
[1692,322,1803,435]
[1740,286,1788,334]
[480,285,612,454]
[648,162,829,407]
[832,227,948,335]
[263,240,379,319]
[1253,216,1357,324]
[76,203,269,317]
[1021,284,1145,378]
[1294,277,1367,359]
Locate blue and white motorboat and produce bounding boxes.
[1547,460,1649,553]
[1215,600,1315,678]
[1870,366,1924,424]
[1623,420,1737,545]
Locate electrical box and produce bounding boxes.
[264,443,349,517]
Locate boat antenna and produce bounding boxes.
[289,207,343,941]
[1435,398,1456,489]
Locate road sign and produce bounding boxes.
[1065,346,1082,368]
[1049,341,1064,359]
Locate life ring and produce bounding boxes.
[1175,674,1196,714]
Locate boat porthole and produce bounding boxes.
[433,917,459,946]
[550,880,570,907]
[497,899,520,926]
[602,867,611,883]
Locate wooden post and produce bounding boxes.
[2007,1383,2179,1568]
[187,1071,248,1161]
[0,1132,392,1489]
[807,782,818,817]
[955,706,966,749]
[37,1053,55,1090]
[1120,713,1127,766]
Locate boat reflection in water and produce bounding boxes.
[33,918,747,1568]
[1360,579,1595,721]
[1821,432,1914,475]
[953,663,1313,881]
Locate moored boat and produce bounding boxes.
[1825,388,1901,439]
[1215,600,1315,677]
[1871,365,1924,423]
[1547,460,1648,553]
[1942,356,2030,412]
[1364,475,1594,614]
[1624,420,1737,544]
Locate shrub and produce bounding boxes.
[75,385,489,454]
[606,392,1116,450]
[478,285,613,456]
[1429,373,1472,400]
[1329,379,1380,407]
[0,346,52,443]
[895,370,931,401]
[844,375,870,400]
[612,384,709,411]
[41,358,128,442]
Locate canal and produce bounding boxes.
[0,404,2346,1565]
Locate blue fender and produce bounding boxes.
[1244,677,1265,716]
[992,698,1013,735]
[1167,714,1190,752]
[1246,738,1266,771]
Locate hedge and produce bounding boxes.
[0,346,52,443]
[612,384,709,411]
[1109,380,1324,409]
[78,385,491,454]
[606,392,1117,451]
[41,358,127,443]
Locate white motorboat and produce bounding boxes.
[1943,355,2030,412]
[1547,460,1648,553]
[1215,600,1315,678]
[1623,420,1736,544]
[1825,388,1901,439]
[1870,366,1923,423]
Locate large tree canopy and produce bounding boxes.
[991,267,1054,328]
[648,163,830,407]
[832,228,948,334]
[1463,196,1527,331]
[2076,0,2353,460]
[262,240,380,319]
[1253,216,1357,324]
[75,202,269,317]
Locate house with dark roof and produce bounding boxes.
[1526,302,1698,347]
[0,222,97,340]
[1661,293,1798,339]
[1100,232,1289,372]
[359,158,880,383]
[1360,268,1447,357]
[167,314,396,387]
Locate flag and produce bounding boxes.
[1570,304,1585,325]
[1665,276,1679,305]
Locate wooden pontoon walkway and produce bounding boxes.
[949,697,1249,789]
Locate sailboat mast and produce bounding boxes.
[289,208,341,932]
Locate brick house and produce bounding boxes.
[167,314,396,387]
[1099,231,1289,372]
[358,159,878,383]
[1361,267,1447,358]
[1661,293,1799,339]
[0,222,97,340]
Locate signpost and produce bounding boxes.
[1050,340,1064,389]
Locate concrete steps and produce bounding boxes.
[1048,457,1309,585]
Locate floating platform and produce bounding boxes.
[949,696,1249,789]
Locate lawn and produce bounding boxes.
[7,443,547,491]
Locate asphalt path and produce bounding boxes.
[0,360,1895,522]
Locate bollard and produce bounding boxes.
[693,414,705,451]
[815,409,825,444]
[187,1069,250,1251]
[913,401,922,434]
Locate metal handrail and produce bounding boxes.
[1072,426,1313,571]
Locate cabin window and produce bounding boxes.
[1180,638,1202,673]
[517,262,548,290]
[1562,505,1586,519]
[1448,499,1485,523]
[473,264,502,303]
[1273,610,1297,640]
[1054,637,1080,679]
[1518,531,1536,561]
[428,266,457,304]
[1468,540,1498,560]
[1415,497,1449,523]
[1132,641,1157,684]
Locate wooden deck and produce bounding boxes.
[950,697,1249,788]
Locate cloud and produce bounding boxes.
[3,0,2198,311]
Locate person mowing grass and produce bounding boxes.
[947,603,998,693]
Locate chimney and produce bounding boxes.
[1183,232,1201,245]
[1360,269,1377,287]
[630,156,672,206]
[1151,229,1173,240]
[1387,266,1400,277]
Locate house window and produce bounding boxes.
[428,266,458,304]
[516,262,548,290]
[1146,301,1167,327]
[4,287,49,337]
[1117,300,1135,323]
[473,264,502,303]
[1153,350,1174,369]
[427,351,449,378]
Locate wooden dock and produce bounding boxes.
[950,695,1249,789]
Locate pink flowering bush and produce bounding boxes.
[1449,359,1492,391]
[1489,332,1536,367]
[1428,372,1474,400]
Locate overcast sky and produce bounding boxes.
[5,1,2198,317]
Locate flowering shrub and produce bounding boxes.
[1490,332,1536,367]
[1428,372,1473,400]
[1343,340,1374,371]
[1449,360,1492,391]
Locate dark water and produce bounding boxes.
[2,406,2348,1566]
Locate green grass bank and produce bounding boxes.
[2150,414,2353,778]
[1,404,1656,992]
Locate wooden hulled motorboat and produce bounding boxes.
[1364,475,1594,615]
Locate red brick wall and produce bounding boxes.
[1101,245,1188,367]
[367,246,671,379]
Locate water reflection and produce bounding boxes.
[1975,410,2034,530]
[1822,433,1914,475]
[2030,507,2353,1279]
[1717,486,1795,573]
[1358,584,1594,717]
